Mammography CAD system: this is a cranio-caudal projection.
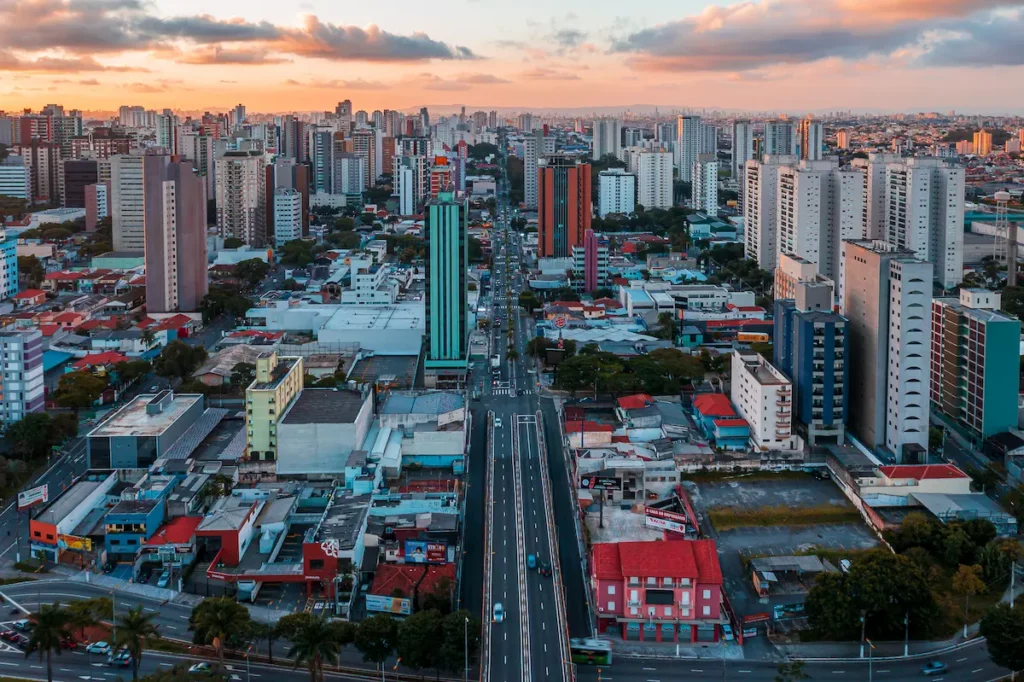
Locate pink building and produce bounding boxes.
[592,539,725,642]
[84,181,110,231]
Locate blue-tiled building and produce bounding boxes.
[104,499,165,559]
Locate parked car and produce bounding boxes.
[108,649,132,667]
[0,630,17,643]
[86,641,111,655]
[157,570,170,588]
[721,624,735,641]
[61,637,78,650]
[492,602,504,623]
[12,619,31,631]
[922,661,948,676]
[13,634,29,648]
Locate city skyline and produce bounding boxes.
[3,0,1024,113]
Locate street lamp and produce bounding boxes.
[464,616,469,682]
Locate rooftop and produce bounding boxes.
[281,389,367,425]
[88,393,203,438]
[592,539,723,583]
[198,497,260,533]
[250,356,299,391]
[33,478,105,526]
[144,516,203,546]
[381,391,464,416]
[879,464,968,481]
[692,393,736,417]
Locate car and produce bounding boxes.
[721,624,735,641]
[149,385,160,392]
[527,554,537,569]
[157,570,170,588]
[86,641,111,655]
[0,630,17,643]
[494,417,503,428]
[492,602,504,623]
[12,619,30,631]
[189,663,214,674]
[108,649,132,667]
[61,637,78,650]
[12,634,29,648]
[921,661,948,676]
[538,562,552,577]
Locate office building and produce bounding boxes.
[273,188,303,247]
[701,124,718,155]
[597,168,636,217]
[333,151,366,196]
[308,128,334,194]
[931,289,1020,440]
[215,150,267,246]
[691,154,719,217]
[836,130,850,150]
[572,229,608,294]
[538,156,592,258]
[730,350,796,451]
[156,114,179,155]
[798,118,824,161]
[246,352,304,462]
[61,159,98,208]
[841,240,931,459]
[111,154,146,252]
[0,330,44,426]
[776,159,864,280]
[84,181,110,231]
[676,115,701,181]
[0,156,31,201]
[143,157,208,314]
[973,130,993,156]
[351,129,378,187]
[733,120,754,210]
[424,190,469,387]
[774,280,849,445]
[592,118,622,160]
[232,104,246,127]
[763,120,797,158]
[523,130,554,210]
[884,157,965,289]
[743,155,796,269]
[428,156,453,200]
[636,150,673,210]
[87,391,206,469]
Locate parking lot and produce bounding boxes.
[685,474,849,511]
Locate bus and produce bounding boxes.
[569,638,612,665]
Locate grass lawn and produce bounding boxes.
[709,503,862,531]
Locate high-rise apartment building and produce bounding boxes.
[156,114,179,155]
[675,115,701,181]
[763,120,797,158]
[850,152,899,240]
[636,150,673,210]
[179,132,216,199]
[523,130,555,210]
[215,150,267,246]
[597,168,635,217]
[332,152,366,196]
[700,124,718,156]
[691,154,719,217]
[973,130,993,156]
[351,129,378,188]
[424,190,469,388]
[0,156,31,201]
[931,289,1020,440]
[232,104,246,128]
[592,118,622,160]
[0,330,44,426]
[0,229,17,304]
[335,100,353,131]
[655,122,676,148]
[776,159,864,280]
[246,352,303,462]
[884,157,965,289]
[774,280,849,445]
[61,159,98,208]
[111,154,146,252]
[143,157,208,314]
[308,128,334,194]
[272,188,303,247]
[84,181,110,231]
[732,120,754,210]
[518,113,535,132]
[743,155,796,269]
[537,156,592,258]
[836,130,850,150]
[730,350,796,451]
[841,240,931,459]
[572,229,608,294]
[393,155,430,215]
[797,118,824,161]
[17,140,60,203]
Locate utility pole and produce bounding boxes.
[464,615,469,682]
[903,613,909,657]
[859,612,866,659]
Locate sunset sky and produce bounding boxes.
[2,0,1023,115]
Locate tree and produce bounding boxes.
[653,311,677,340]
[775,660,809,682]
[114,604,161,681]
[154,341,208,380]
[285,613,346,682]
[951,564,987,635]
[526,337,555,359]
[24,602,74,682]
[354,613,397,669]
[325,231,361,249]
[199,286,253,323]
[507,347,520,361]
[51,413,79,441]
[468,236,484,263]
[517,291,541,313]
[979,603,1024,671]
[53,371,108,412]
[188,597,252,663]
[281,278,302,291]
[18,255,44,289]
[437,610,480,675]
[230,362,256,387]
[278,240,317,267]
[233,259,272,290]
[4,412,61,459]
[223,237,245,248]
[396,609,443,676]
[114,360,152,387]
[65,599,100,640]
[333,216,356,231]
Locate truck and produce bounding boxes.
[490,354,500,370]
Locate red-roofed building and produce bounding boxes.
[76,318,121,334]
[141,516,203,565]
[617,394,654,410]
[866,464,973,496]
[12,289,46,307]
[691,394,749,451]
[878,464,967,481]
[593,297,623,310]
[42,270,83,292]
[367,563,458,614]
[565,420,614,448]
[72,350,128,372]
[591,539,725,641]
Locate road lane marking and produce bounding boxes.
[958,658,968,662]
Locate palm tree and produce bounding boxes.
[189,597,252,664]
[140,329,156,348]
[287,614,346,682]
[24,602,74,682]
[65,600,99,640]
[114,604,161,681]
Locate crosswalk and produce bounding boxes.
[490,387,534,396]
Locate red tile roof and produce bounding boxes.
[39,324,60,337]
[77,318,120,332]
[592,298,622,309]
[617,394,654,410]
[73,351,128,369]
[593,540,722,583]
[692,393,736,418]
[879,464,968,481]
[713,418,749,428]
[13,289,46,299]
[565,420,614,433]
[549,300,584,310]
[44,270,83,281]
[145,516,203,546]
[369,564,421,598]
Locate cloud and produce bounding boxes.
[520,67,581,80]
[285,77,389,89]
[176,46,291,65]
[610,0,1024,72]
[79,78,100,85]
[451,73,511,84]
[0,50,144,72]
[552,29,587,50]
[0,1,476,64]
[124,81,165,93]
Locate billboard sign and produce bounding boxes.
[554,316,567,329]
[644,505,689,534]
[58,534,93,552]
[645,515,688,534]
[579,476,622,491]
[742,612,771,624]
[405,540,447,564]
[17,485,48,510]
[366,594,412,616]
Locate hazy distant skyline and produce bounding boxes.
[2,0,1024,114]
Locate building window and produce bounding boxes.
[309,559,324,570]
[607,585,615,595]
[702,589,711,599]
[607,601,615,612]
[702,606,711,616]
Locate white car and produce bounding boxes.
[86,641,111,655]
[189,662,213,674]
[494,417,503,428]
[493,602,504,623]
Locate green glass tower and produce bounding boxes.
[424,190,469,386]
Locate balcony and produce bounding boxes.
[627,600,641,607]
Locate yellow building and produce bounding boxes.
[245,351,303,461]
[973,129,993,156]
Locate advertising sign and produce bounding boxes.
[58,534,93,552]
[645,515,688,534]
[554,316,567,329]
[742,627,759,638]
[366,594,412,616]
[645,505,689,526]
[17,485,48,510]
[743,612,771,624]
[405,540,447,564]
[579,476,622,491]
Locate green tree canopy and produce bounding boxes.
[979,602,1024,671]
[188,597,252,663]
[223,237,245,248]
[25,602,74,682]
[154,341,208,380]
[278,240,318,267]
[53,371,108,412]
[233,258,272,290]
[4,413,65,459]
[353,613,397,666]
